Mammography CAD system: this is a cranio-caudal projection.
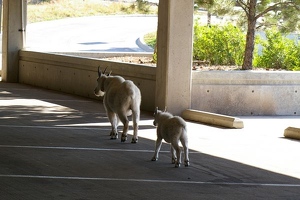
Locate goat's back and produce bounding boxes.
[157,113,186,143]
[104,76,141,112]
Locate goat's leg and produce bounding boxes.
[170,145,177,164]
[107,111,119,139]
[180,135,190,167]
[172,142,181,168]
[183,145,189,167]
[151,137,162,161]
[118,112,129,142]
[131,109,140,143]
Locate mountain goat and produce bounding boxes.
[94,67,141,143]
[151,107,190,168]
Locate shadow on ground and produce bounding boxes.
[0,82,299,200]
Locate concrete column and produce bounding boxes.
[2,0,25,82]
[0,0,3,34]
[155,0,194,115]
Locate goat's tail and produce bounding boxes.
[180,126,188,148]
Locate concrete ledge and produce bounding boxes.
[54,52,153,59]
[284,127,300,140]
[19,50,156,111]
[182,109,244,129]
[192,71,300,116]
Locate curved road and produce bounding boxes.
[26,15,158,52]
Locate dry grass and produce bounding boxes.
[27,0,157,23]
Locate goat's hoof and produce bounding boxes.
[131,138,138,143]
[175,163,180,168]
[121,136,127,142]
[110,135,118,140]
[151,157,157,161]
[110,132,118,140]
[184,161,190,167]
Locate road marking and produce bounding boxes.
[0,124,107,130]
[39,99,93,102]
[0,145,200,154]
[0,174,299,187]
[0,144,157,153]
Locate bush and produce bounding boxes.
[193,23,246,65]
[143,32,156,49]
[286,45,300,70]
[145,23,299,70]
[253,30,300,70]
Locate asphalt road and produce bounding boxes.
[26,15,158,52]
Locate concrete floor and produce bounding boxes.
[0,82,300,200]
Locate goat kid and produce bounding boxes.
[94,67,141,143]
[151,107,190,168]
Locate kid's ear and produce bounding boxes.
[163,107,167,112]
[107,71,112,76]
[154,107,158,114]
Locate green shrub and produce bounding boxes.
[144,23,300,70]
[286,45,300,70]
[193,23,246,65]
[253,30,300,70]
[143,32,156,49]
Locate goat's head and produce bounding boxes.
[153,107,166,126]
[94,66,111,97]
[153,107,168,126]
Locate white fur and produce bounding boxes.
[94,68,141,143]
[151,107,189,168]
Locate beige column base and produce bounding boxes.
[284,127,300,140]
[182,109,244,129]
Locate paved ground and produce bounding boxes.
[0,82,300,200]
[26,15,158,52]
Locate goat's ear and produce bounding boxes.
[107,71,112,76]
[154,107,158,114]
[163,107,167,112]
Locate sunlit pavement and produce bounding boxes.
[0,82,300,200]
[26,15,158,52]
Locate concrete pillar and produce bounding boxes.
[0,0,3,34]
[2,0,25,82]
[155,0,194,115]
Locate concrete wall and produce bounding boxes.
[19,50,156,112]
[19,50,300,116]
[192,71,300,116]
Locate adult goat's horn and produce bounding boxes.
[98,66,101,77]
[102,66,108,74]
